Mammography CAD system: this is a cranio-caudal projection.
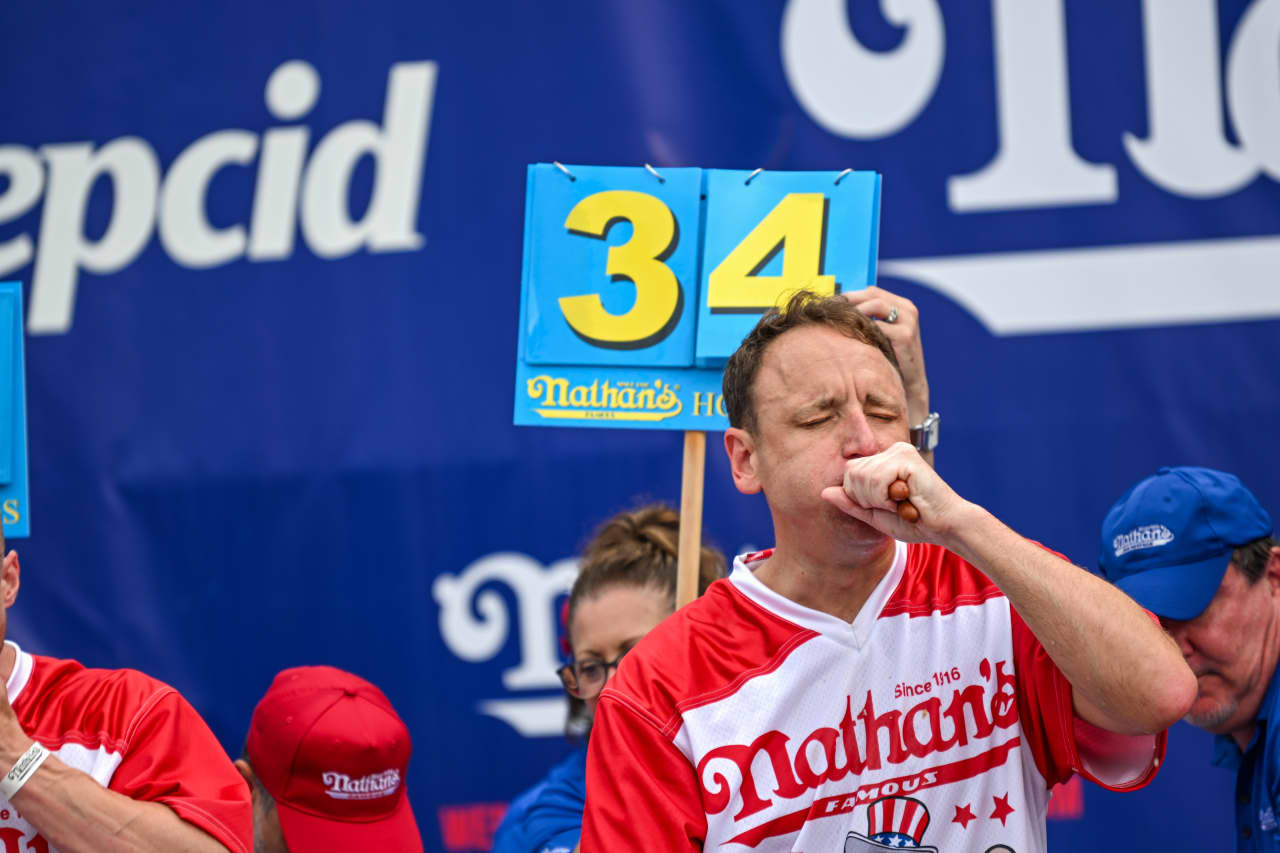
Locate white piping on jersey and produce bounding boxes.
[729,540,908,650]
[4,641,33,706]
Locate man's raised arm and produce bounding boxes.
[823,441,1197,734]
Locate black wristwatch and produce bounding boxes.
[910,413,940,452]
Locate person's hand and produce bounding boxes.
[842,287,929,426]
[821,442,970,545]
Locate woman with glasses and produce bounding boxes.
[491,504,725,853]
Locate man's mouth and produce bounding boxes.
[1192,670,1224,691]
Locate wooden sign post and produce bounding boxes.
[676,430,706,608]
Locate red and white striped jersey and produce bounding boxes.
[0,641,252,853]
[582,542,1166,852]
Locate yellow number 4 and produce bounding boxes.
[707,193,835,312]
[558,191,682,349]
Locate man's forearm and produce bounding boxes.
[945,505,1196,734]
[7,752,227,853]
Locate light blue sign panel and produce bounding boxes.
[695,169,881,361]
[514,362,727,431]
[520,164,703,367]
[514,166,880,431]
[0,284,29,538]
[0,295,13,485]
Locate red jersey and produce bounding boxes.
[582,542,1167,852]
[1,642,251,853]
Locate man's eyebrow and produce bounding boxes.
[863,392,904,412]
[795,396,841,416]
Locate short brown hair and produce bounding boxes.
[567,504,724,629]
[1234,536,1279,584]
[722,290,902,433]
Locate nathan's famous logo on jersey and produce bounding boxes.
[322,769,402,800]
[697,658,1018,823]
[525,374,683,422]
[0,59,438,335]
[1112,524,1175,557]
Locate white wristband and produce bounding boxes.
[0,742,49,800]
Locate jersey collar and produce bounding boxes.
[729,540,907,649]
[3,641,33,707]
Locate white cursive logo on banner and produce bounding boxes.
[0,59,438,335]
[782,0,1280,334]
[432,552,578,737]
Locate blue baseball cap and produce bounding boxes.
[1099,467,1273,620]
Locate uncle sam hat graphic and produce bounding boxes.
[844,796,938,852]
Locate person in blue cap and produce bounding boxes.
[1099,466,1279,851]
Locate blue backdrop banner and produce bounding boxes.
[3,2,1279,850]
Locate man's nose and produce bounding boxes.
[840,411,880,459]
[1161,619,1194,658]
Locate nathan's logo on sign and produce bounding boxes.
[0,59,438,335]
[525,374,682,422]
[697,659,1018,826]
[322,769,402,800]
[1113,524,1175,557]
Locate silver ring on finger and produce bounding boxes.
[885,307,899,324]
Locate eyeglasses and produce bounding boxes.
[557,651,630,699]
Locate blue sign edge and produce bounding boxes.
[0,282,29,538]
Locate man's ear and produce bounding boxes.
[724,427,762,495]
[1266,546,1280,595]
[1,551,19,610]
[233,759,260,806]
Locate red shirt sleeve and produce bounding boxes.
[581,690,706,851]
[108,688,253,853]
[1010,606,1168,791]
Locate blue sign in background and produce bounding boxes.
[3,2,1278,850]
[516,165,880,431]
[0,283,29,539]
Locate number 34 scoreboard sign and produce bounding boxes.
[514,165,881,431]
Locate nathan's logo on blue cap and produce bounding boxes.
[1113,524,1175,557]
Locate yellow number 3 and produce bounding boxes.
[559,191,682,349]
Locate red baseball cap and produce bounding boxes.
[246,666,422,853]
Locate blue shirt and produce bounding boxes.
[1213,664,1280,852]
[491,746,587,853]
